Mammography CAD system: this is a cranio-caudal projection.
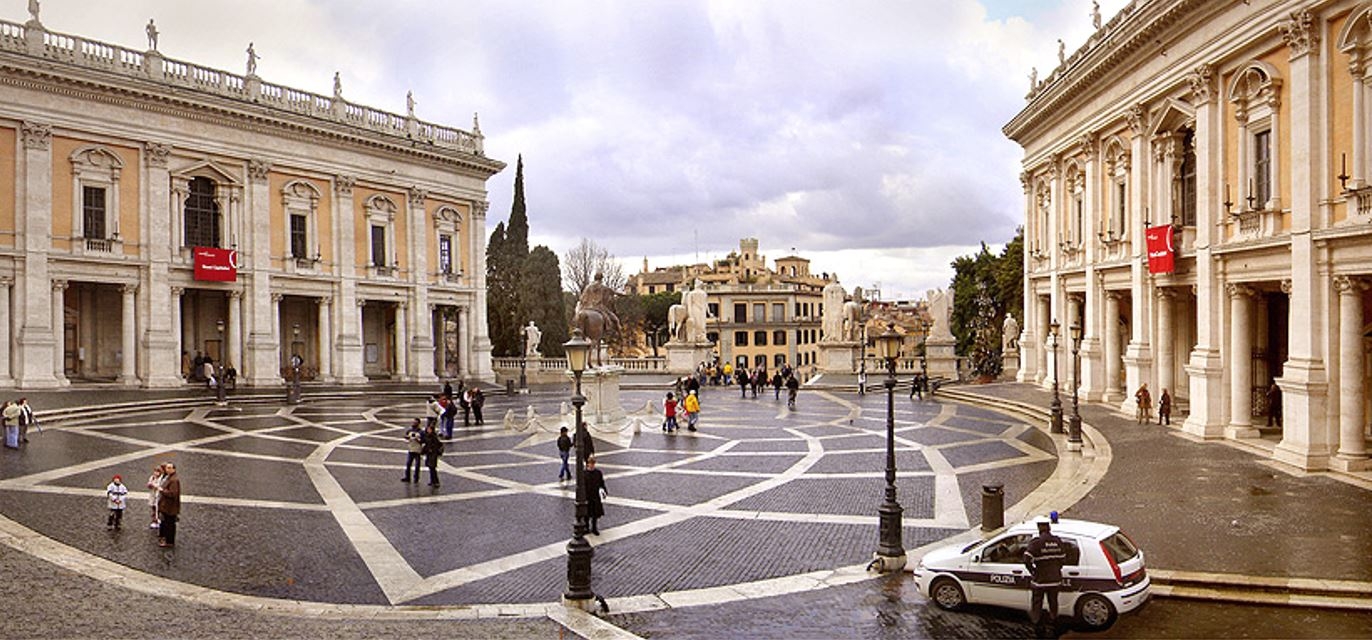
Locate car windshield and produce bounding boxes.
[1101,532,1139,564]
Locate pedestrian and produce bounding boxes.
[421,423,444,487]
[2,400,18,449]
[1266,382,1282,427]
[910,373,924,400]
[786,374,800,409]
[16,398,36,443]
[1158,388,1172,426]
[772,371,783,400]
[402,419,423,483]
[442,379,454,401]
[181,351,192,380]
[751,368,763,398]
[192,352,205,381]
[557,426,572,483]
[662,392,678,433]
[737,367,749,398]
[157,462,180,548]
[857,369,867,396]
[684,389,700,432]
[105,475,128,530]
[471,388,485,425]
[585,455,607,536]
[439,394,457,438]
[460,387,473,427]
[145,465,164,529]
[1134,383,1152,424]
[425,395,442,431]
[1023,516,1068,637]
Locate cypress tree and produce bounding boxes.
[486,221,516,356]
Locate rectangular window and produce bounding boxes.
[734,331,748,346]
[708,303,719,318]
[795,302,802,318]
[1180,130,1197,226]
[1114,180,1126,232]
[371,225,387,267]
[772,303,785,322]
[82,186,106,239]
[774,330,787,346]
[734,303,747,323]
[290,214,308,258]
[1254,129,1272,207]
[1074,196,1083,241]
[754,330,768,346]
[438,235,453,274]
[752,303,765,322]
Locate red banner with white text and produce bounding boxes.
[193,247,238,282]
[1145,225,1174,274]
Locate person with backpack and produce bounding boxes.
[786,374,800,409]
[439,394,457,438]
[402,419,424,483]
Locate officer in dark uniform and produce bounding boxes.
[1023,516,1068,636]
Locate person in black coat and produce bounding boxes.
[471,388,486,425]
[585,455,607,535]
[421,423,444,487]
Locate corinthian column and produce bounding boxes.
[1333,276,1370,471]
[1226,284,1257,439]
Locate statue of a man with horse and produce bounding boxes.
[572,272,621,366]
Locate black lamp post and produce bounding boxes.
[215,319,227,405]
[1068,321,1083,452]
[1048,320,1063,434]
[288,322,302,404]
[919,319,931,396]
[872,322,905,572]
[562,328,596,608]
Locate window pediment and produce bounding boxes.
[172,158,243,186]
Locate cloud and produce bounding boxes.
[25,0,1121,299]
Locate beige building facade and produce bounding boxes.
[0,14,501,388]
[1007,0,1372,471]
[629,238,834,370]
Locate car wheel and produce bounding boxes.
[930,578,966,610]
[1075,593,1117,630]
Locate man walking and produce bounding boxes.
[402,419,423,483]
[17,398,35,443]
[1023,516,1068,637]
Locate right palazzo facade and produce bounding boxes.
[1005,0,1372,472]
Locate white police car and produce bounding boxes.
[913,518,1148,630]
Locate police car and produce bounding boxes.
[913,518,1148,630]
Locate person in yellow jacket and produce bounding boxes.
[683,390,700,432]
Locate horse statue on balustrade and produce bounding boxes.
[667,303,688,343]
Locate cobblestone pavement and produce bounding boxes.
[955,383,1372,582]
[0,384,1055,633]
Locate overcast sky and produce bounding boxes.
[22,0,1129,301]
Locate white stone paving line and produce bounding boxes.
[0,393,1105,626]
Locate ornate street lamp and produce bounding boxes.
[1068,321,1083,452]
[1048,320,1063,433]
[562,328,596,609]
[215,319,227,405]
[871,322,905,572]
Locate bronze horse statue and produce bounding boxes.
[572,307,611,367]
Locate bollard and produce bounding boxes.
[981,483,1005,531]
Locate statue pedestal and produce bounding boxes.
[571,366,627,425]
[1001,349,1020,381]
[818,341,861,374]
[926,338,958,380]
[665,341,713,374]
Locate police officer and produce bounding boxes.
[1023,515,1067,636]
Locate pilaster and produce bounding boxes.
[15,121,59,388]
[469,200,494,381]
[1183,63,1226,439]
[407,187,436,383]
[244,159,281,386]
[334,175,367,384]
[140,142,182,388]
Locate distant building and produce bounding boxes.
[628,238,837,370]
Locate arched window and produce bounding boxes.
[184,176,221,247]
[1228,61,1283,211]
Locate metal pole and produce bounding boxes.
[875,355,904,568]
[1050,334,1063,433]
[1069,337,1083,451]
[564,371,594,603]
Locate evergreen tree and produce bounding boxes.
[950,227,1024,363]
[505,155,529,257]
[486,155,533,356]
[968,281,1002,378]
[521,245,568,357]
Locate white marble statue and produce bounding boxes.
[1091,1,1102,29]
[684,278,708,342]
[524,321,542,358]
[821,281,846,342]
[406,90,416,117]
[842,300,864,342]
[926,288,955,341]
[333,72,343,100]
[246,42,259,75]
[1057,39,1066,65]
[1003,315,1020,351]
[146,19,158,51]
[668,303,688,342]
[27,0,39,23]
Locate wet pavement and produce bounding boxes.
[2,379,1368,638]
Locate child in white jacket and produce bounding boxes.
[105,475,128,530]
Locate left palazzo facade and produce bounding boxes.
[0,16,502,389]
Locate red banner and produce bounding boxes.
[193,247,238,282]
[1145,225,1174,274]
